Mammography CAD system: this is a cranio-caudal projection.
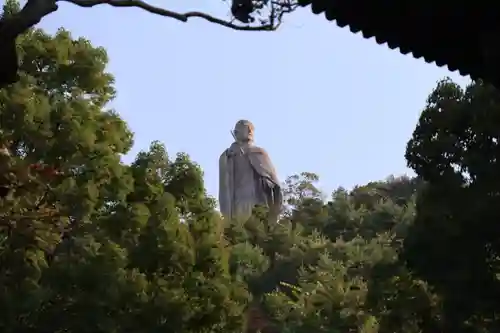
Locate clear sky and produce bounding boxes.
[39,0,469,198]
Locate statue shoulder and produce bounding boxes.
[219,148,230,161]
[248,145,268,156]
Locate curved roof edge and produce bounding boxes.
[297,0,500,85]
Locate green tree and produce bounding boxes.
[164,151,216,219]
[404,79,500,332]
[0,18,249,332]
[320,176,417,243]
[283,172,323,209]
[349,175,421,209]
[0,10,132,330]
[261,175,436,333]
[282,172,327,232]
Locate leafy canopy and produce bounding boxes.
[2,2,499,331]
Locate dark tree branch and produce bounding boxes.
[0,0,58,40]
[0,0,297,88]
[0,0,59,88]
[62,0,290,31]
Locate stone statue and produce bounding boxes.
[219,120,283,224]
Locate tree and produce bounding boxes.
[281,172,327,231]
[404,78,500,332]
[261,176,436,333]
[0,20,249,332]
[318,176,417,243]
[0,18,132,331]
[220,170,435,333]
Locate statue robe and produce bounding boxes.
[219,142,282,223]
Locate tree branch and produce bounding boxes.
[61,0,279,31]
[0,0,297,88]
[0,0,59,87]
[1,0,58,37]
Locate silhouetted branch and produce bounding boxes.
[63,0,296,31]
[0,0,59,87]
[0,0,298,88]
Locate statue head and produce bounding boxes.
[234,119,254,143]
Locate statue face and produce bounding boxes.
[234,123,254,142]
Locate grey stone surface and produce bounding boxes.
[219,120,282,224]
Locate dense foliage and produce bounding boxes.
[0,2,247,332]
[404,78,500,332]
[2,1,500,332]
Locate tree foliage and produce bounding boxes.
[404,79,500,332]
[3,7,500,333]
[0,10,248,332]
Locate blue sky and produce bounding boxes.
[39,0,469,198]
